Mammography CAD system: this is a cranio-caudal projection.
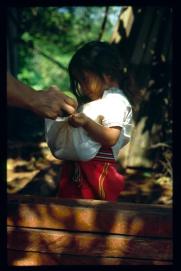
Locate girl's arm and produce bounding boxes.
[68,113,121,146]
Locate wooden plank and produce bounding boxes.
[7,226,172,261]
[8,250,172,266]
[7,195,172,238]
[7,194,172,212]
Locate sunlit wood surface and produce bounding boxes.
[7,195,172,266]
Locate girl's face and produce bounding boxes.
[76,71,106,101]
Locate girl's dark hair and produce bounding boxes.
[68,40,137,106]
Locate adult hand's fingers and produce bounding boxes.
[48,86,78,110]
[63,94,78,108]
[32,86,78,119]
[61,101,77,115]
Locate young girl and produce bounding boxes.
[46,41,134,202]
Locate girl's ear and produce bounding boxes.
[102,74,119,89]
[103,74,116,85]
[102,74,111,84]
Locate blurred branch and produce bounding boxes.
[8,8,19,27]
[156,157,173,180]
[151,142,173,180]
[149,143,172,149]
[34,47,67,71]
[98,7,109,41]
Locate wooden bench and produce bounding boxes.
[7,194,173,265]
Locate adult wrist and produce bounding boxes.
[25,87,39,111]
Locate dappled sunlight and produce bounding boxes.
[7,141,172,205]
[125,217,144,236]
[7,195,172,265]
[7,5,172,266]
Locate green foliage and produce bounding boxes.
[8,7,120,142]
[16,7,120,90]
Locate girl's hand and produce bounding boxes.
[68,113,89,127]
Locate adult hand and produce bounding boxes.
[29,86,78,119]
[7,73,78,119]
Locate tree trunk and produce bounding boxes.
[7,8,19,76]
[111,7,172,171]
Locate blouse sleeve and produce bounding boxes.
[101,92,131,128]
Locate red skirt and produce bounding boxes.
[58,147,125,202]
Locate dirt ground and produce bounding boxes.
[7,141,172,205]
